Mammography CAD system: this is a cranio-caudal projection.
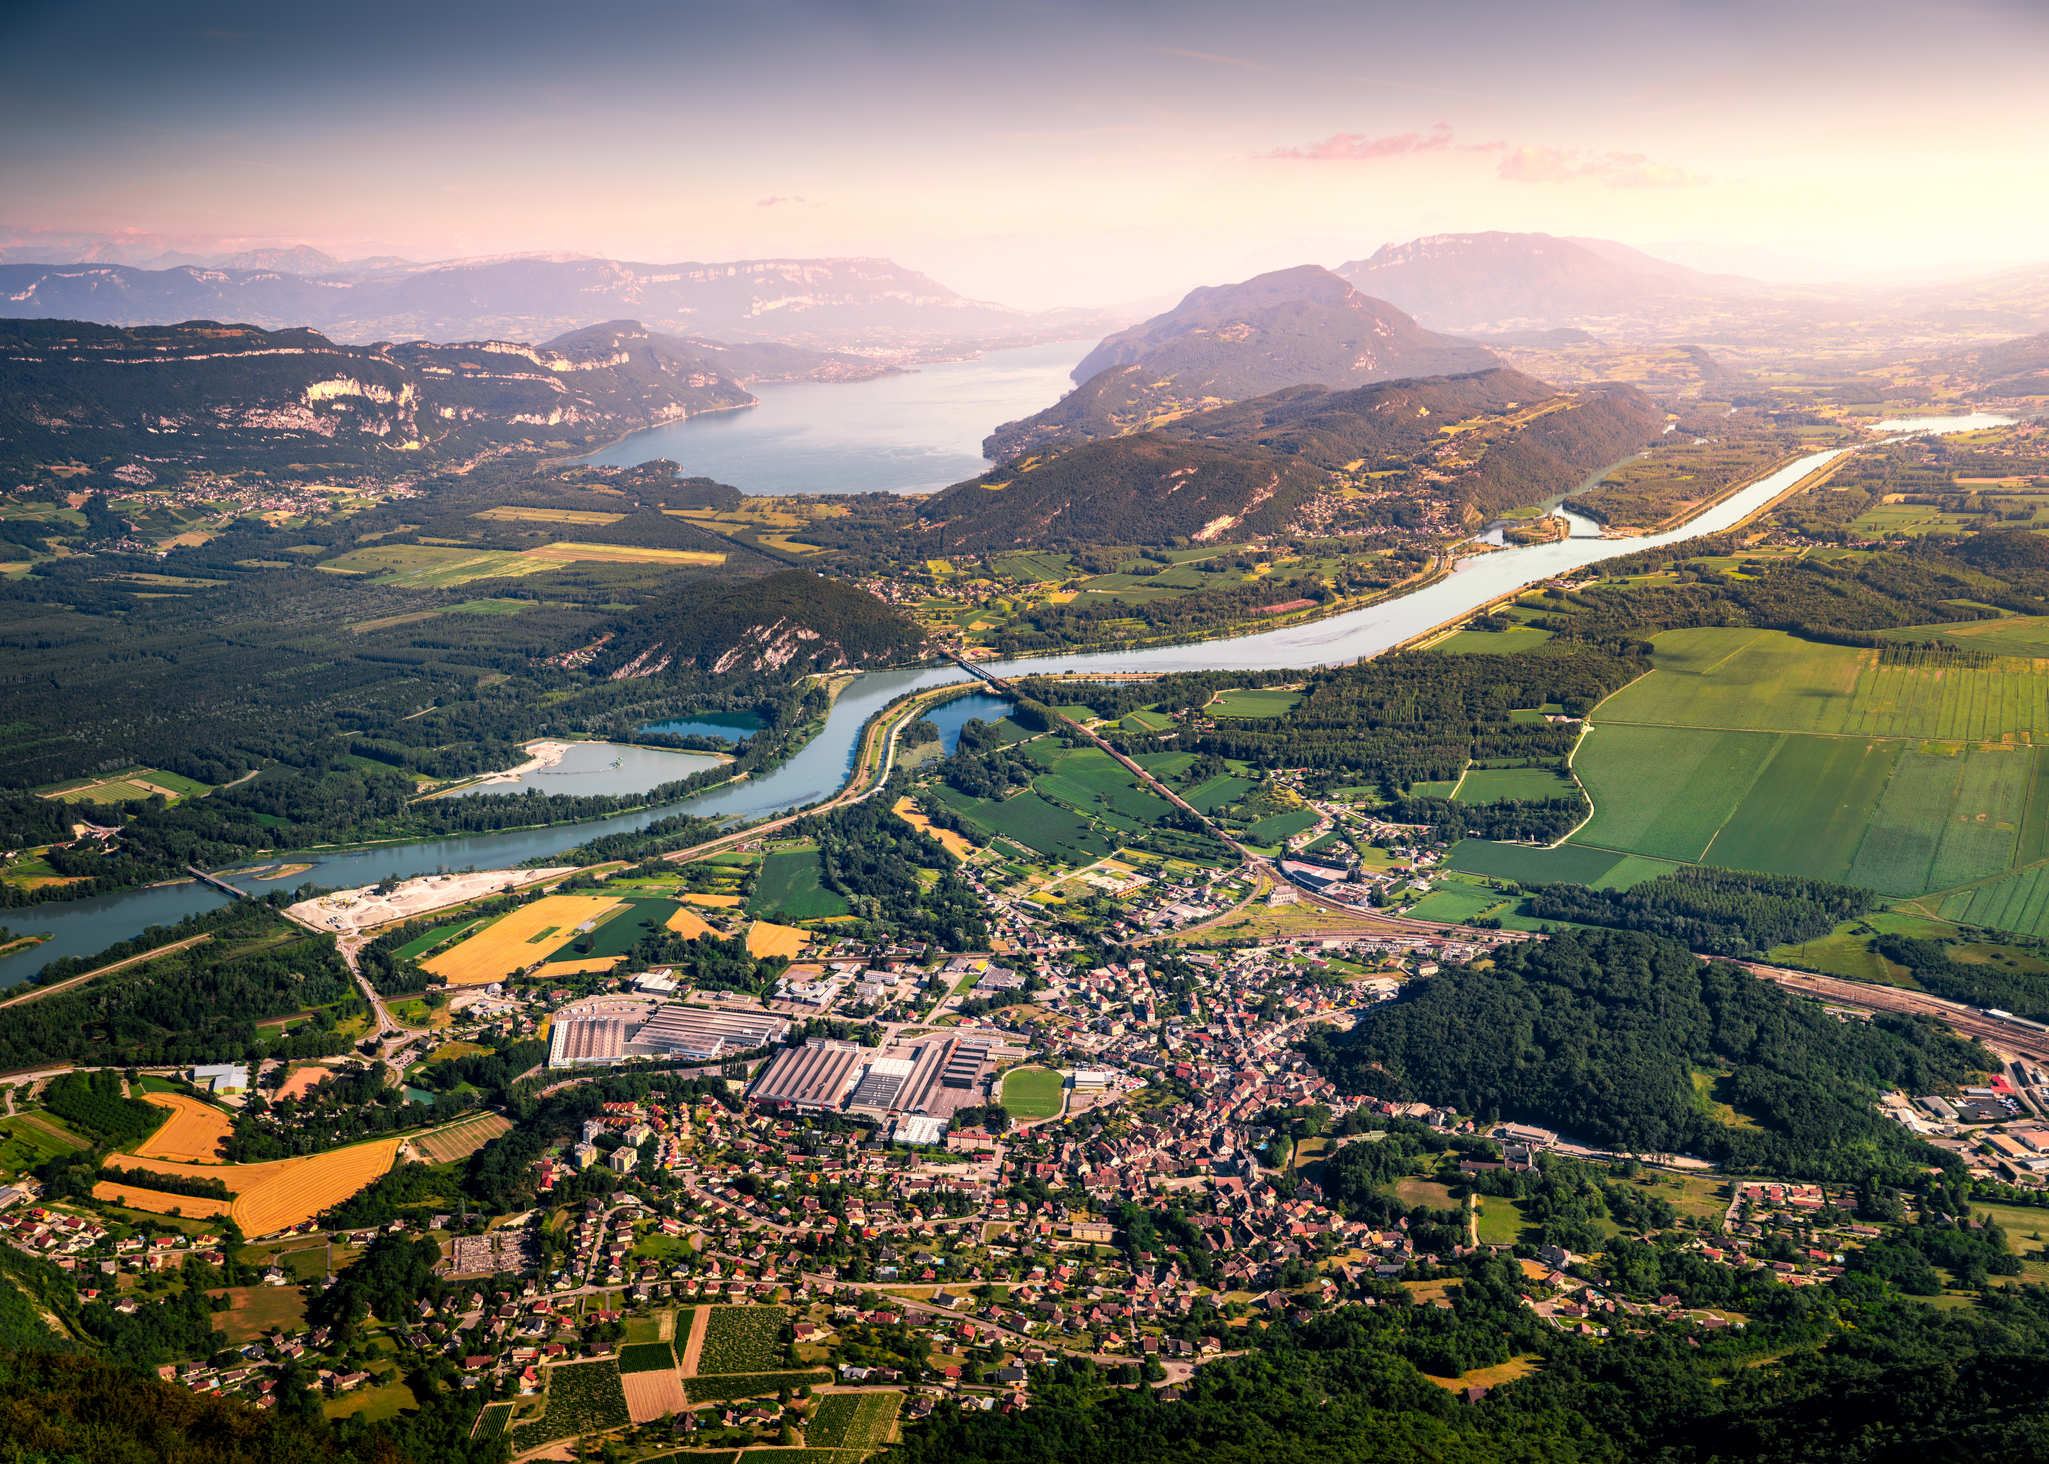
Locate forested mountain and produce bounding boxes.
[597,569,930,675]
[0,317,894,471]
[1300,927,1984,1179]
[934,368,1665,549]
[0,254,1112,352]
[984,266,1497,460]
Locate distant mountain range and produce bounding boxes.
[0,254,1120,354]
[983,265,1498,461]
[1337,231,2049,340]
[0,317,893,471]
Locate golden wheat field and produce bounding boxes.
[135,1093,234,1162]
[531,957,623,979]
[681,892,744,908]
[422,895,621,985]
[745,920,810,959]
[91,1182,231,1218]
[665,907,717,940]
[123,1136,404,1235]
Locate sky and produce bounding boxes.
[5,0,2047,309]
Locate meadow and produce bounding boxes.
[1434,626,1554,654]
[748,847,851,920]
[1207,688,1302,719]
[1454,767,1579,804]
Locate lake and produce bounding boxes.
[444,740,722,799]
[578,338,1091,495]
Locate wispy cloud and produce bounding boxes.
[755,195,807,207]
[1495,144,1708,188]
[1263,125,1707,187]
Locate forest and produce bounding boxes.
[1523,867,1876,957]
[1299,927,1985,1180]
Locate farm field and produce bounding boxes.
[1435,626,1554,654]
[806,1392,900,1451]
[122,1135,403,1234]
[892,796,975,859]
[1000,1067,1065,1118]
[662,908,718,941]
[423,895,622,985]
[1937,865,2049,938]
[745,921,810,959]
[36,766,211,804]
[1453,767,1579,804]
[471,506,626,526]
[622,1368,687,1423]
[1442,840,1673,888]
[412,1113,512,1165]
[748,848,850,920]
[1882,616,2049,659]
[134,1093,233,1163]
[1208,688,1301,719]
[1699,735,1899,882]
[0,1113,87,1175]
[1243,809,1321,845]
[208,1285,310,1344]
[318,544,549,586]
[542,898,680,964]
[90,1182,230,1217]
[698,1306,788,1375]
[389,917,487,962]
[930,786,1111,864]
[519,542,725,566]
[1406,883,1514,925]
[1594,627,2049,742]
[510,1360,630,1451]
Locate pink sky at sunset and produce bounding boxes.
[5,0,2045,307]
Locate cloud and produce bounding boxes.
[755,195,807,207]
[1263,124,1705,187]
[1495,145,1708,188]
[1264,124,1452,161]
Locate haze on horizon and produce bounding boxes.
[5,0,2045,309]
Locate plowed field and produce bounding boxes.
[135,1093,233,1162]
[622,1370,687,1422]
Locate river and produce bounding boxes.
[0,413,2013,991]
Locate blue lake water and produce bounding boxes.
[577,339,1090,495]
[640,712,765,743]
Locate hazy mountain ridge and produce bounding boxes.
[0,255,1120,354]
[0,316,878,469]
[983,265,1498,462]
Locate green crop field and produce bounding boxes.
[1000,1066,1065,1118]
[1573,725,1780,862]
[1453,767,1579,804]
[544,898,683,963]
[1699,734,1898,882]
[509,1361,629,1451]
[1208,688,1301,719]
[1435,626,1554,654]
[806,1392,900,1451]
[1925,746,2031,890]
[698,1306,788,1375]
[1939,865,2049,937]
[618,1342,678,1374]
[1595,627,2049,742]
[1123,709,1178,733]
[685,1371,832,1405]
[1185,775,1257,812]
[1244,810,1321,845]
[931,787,1110,864]
[992,551,1074,583]
[391,918,487,962]
[1883,616,2049,659]
[1407,779,1462,799]
[1406,883,1512,924]
[748,849,849,920]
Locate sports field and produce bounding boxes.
[423,896,622,985]
[114,1135,403,1233]
[745,921,810,959]
[1595,627,2049,743]
[1208,688,1301,719]
[1453,767,1579,804]
[135,1093,233,1163]
[999,1067,1065,1118]
[748,848,850,920]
